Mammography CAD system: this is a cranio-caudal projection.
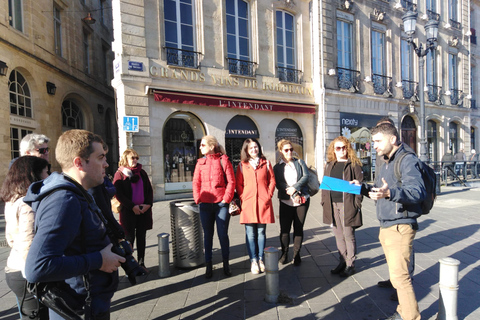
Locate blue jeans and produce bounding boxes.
[245,224,266,261]
[199,202,231,262]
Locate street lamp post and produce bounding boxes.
[402,11,439,162]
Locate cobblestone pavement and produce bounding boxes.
[1,186,479,319]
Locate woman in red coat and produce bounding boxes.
[236,139,276,274]
[113,149,153,269]
[193,135,235,278]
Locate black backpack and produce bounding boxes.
[394,151,436,214]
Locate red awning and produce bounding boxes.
[153,90,316,114]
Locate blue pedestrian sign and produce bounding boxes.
[123,116,139,132]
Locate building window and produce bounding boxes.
[100,0,106,25]
[426,0,436,12]
[9,70,32,118]
[102,45,110,84]
[448,53,459,105]
[426,50,439,102]
[427,120,438,162]
[471,127,476,151]
[372,30,390,95]
[449,0,458,22]
[401,39,415,99]
[10,127,32,159]
[276,10,298,83]
[275,119,303,163]
[83,31,90,73]
[225,115,259,170]
[163,112,205,193]
[226,0,253,76]
[8,0,23,32]
[62,100,84,130]
[449,122,458,154]
[164,0,197,68]
[54,5,62,56]
[337,19,359,91]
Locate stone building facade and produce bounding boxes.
[112,0,316,200]
[0,0,117,180]
[318,0,478,180]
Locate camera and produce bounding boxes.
[111,240,147,285]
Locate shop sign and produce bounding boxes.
[153,90,316,114]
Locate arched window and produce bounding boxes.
[62,100,84,130]
[449,122,459,154]
[401,115,417,153]
[225,115,259,170]
[427,120,438,161]
[275,119,303,162]
[9,69,32,118]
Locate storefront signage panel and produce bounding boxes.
[153,90,316,114]
[149,66,313,97]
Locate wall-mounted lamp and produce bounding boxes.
[328,68,336,76]
[364,76,372,82]
[82,13,96,24]
[0,60,8,76]
[445,90,452,96]
[396,82,403,88]
[97,104,104,114]
[46,82,56,95]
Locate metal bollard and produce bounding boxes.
[157,233,171,278]
[264,247,279,303]
[437,257,460,320]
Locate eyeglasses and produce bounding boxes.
[335,146,346,151]
[130,156,139,160]
[283,148,294,152]
[36,147,49,154]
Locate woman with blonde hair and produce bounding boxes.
[193,135,235,278]
[113,149,153,269]
[273,139,310,266]
[236,138,276,274]
[322,136,363,277]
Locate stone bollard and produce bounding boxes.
[157,233,171,278]
[437,257,460,320]
[264,247,279,303]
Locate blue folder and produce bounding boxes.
[319,176,361,195]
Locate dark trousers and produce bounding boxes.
[6,269,48,319]
[279,199,310,255]
[123,214,148,264]
[199,202,231,262]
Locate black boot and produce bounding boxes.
[293,250,302,266]
[279,250,289,264]
[205,261,213,279]
[223,260,232,277]
[330,262,346,274]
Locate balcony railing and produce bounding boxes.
[471,99,477,109]
[372,74,393,96]
[277,66,302,84]
[337,67,360,92]
[401,0,417,11]
[401,79,418,100]
[449,88,463,105]
[450,19,462,30]
[165,47,201,69]
[427,84,442,103]
[226,58,256,77]
[427,10,440,21]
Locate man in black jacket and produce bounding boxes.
[358,123,426,320]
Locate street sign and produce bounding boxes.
[123,116,139,132]
[128,61,144,71]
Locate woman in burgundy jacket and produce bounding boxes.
[235,138,276,274]
[193,135,235,279]
[113,149,153,268]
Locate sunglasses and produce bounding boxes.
[36,147,49,154]
[130,156,139,160]
[335,146,346,151]
[283,148,294,152]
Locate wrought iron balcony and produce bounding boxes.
[426,84,442,103]
[401,79,418,100]
[401,0,417,11]
[277,66,302,84]
[336,67,360,92]
[226,58,256,77]
[427,10,440,21]
[449,89,462,105]
[471,99,477,109]
[165,47,201,68]
[450,19,462,30]
[372,74,393,96]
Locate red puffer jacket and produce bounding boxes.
[193,153,235,204]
